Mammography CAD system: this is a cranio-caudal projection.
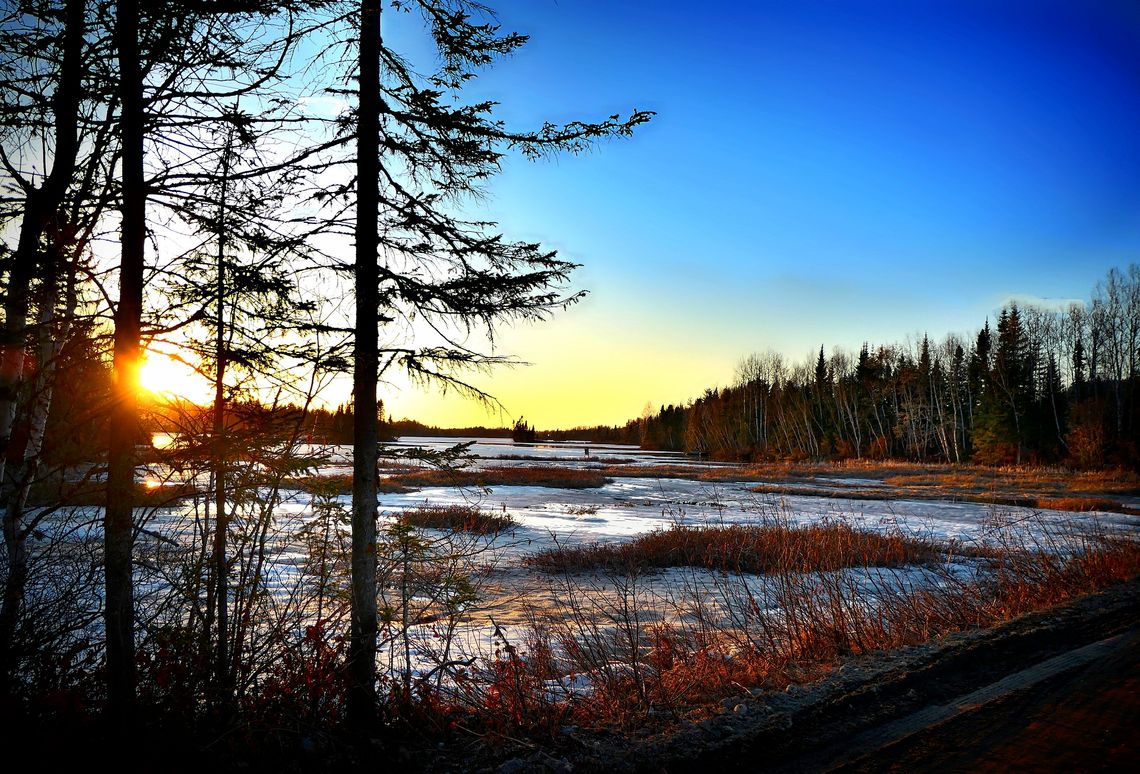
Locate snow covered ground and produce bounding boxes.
[374,475,1137,556]
[289,437,1129,553]
[125,436,1140,607]
[28,436,1138,691]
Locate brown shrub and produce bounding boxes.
[398,504,515,534]
[1033,496,1121,512]
[395,465,611,490]
[524,521,940,575]
[287,473,419,494]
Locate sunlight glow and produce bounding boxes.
[139,350,212,403]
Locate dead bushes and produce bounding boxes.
[392,465,612,490]
[469,513,1140,732]
[524,521,941,575]
[398,504,516,535]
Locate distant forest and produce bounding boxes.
[145,401,513,445]
[556,265,1140,469]
[302,409,516,443]
[135,264,1138,470]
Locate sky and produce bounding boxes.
[347,1,1140,427]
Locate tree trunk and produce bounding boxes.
[348,0,381,731]
[0,0,84,673]
[105,0,144,719]
[0,250,76,660]
[210,118,235,703]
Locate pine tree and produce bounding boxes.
[338,0,650,730]
[975,306,1032,463]
[1039,351,1066,458]
[815,345,828,386]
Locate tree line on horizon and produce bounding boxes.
[562,265,1139,469]
[54,261,1137,474]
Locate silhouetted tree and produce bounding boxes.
[511,418,537,443]
[0,0,88,677]
[103,0,146,719]
[333,0,651,730]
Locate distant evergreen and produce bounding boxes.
[511,418,538,443]
[624,265,1139,469]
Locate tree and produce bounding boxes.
[349,0,382,727]
[333,0,651,730]
[993,305,1033,462]
[511,417,537,443]
[98,0,327,717]
[1090,265,1139,442]
[152,100,318,706]
[103,0,146,719]
[947,339,968,462]
[0,0,90,675]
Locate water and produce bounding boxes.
[384,435,686,465]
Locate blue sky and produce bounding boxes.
[380,0,1140,427]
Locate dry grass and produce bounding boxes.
[459,515,1140,732]
[391,465,612,490]
[293,462,1139,514]
[183,511,1139,745]
[287,473,414,494]
[1032,496,1123,512]
[606,461,1139,497]
[738,465,1140,515]
[397,504,516,535]
[113,495,1140,750]
[882,466,1140,495]
[524,521,941,575]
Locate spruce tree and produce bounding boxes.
[336,0,651,731]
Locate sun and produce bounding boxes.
[139,350,211,403]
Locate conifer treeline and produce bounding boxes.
[572,265,1139,468]
[301,407,513,443]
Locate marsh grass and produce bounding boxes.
[1032,496,1123,512]
[398,504,516,535]
[391,465,612,490]
[524,521,943,575]
[741,466,1140,515]
[287,473,415,494]
[213,463,1140,739]
[454,511,1140,733]
[113,509,1139,745]
[19,454,1139,756]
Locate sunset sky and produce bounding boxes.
[361,0,1140,428]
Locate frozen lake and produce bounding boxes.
[135,435,1140,555]
[302,435,707,473]
[363,437,1138,550]
[25,436,1140,693]
[376,477,1139,557]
